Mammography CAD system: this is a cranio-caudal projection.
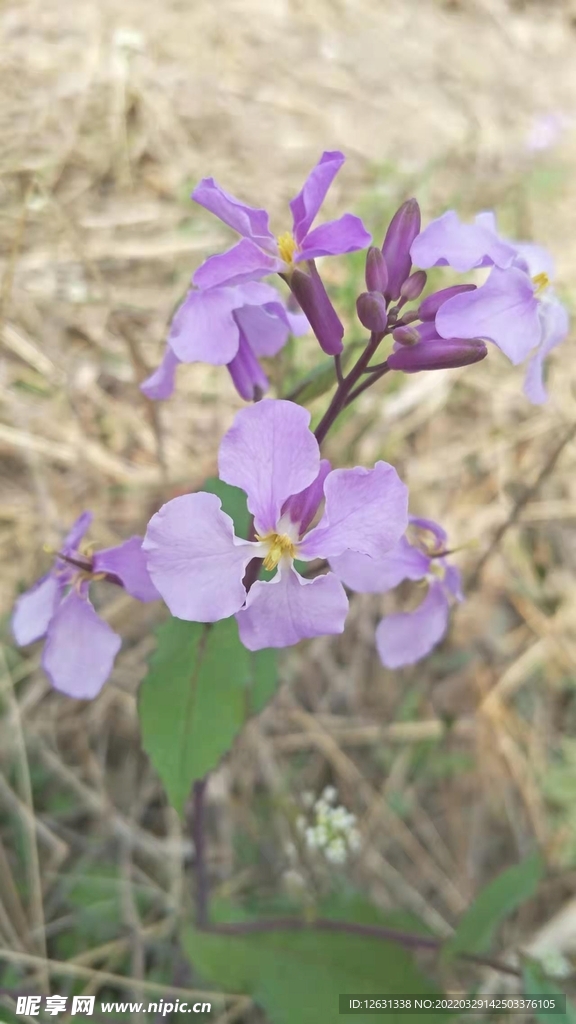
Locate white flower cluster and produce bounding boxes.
[296,786,361,865]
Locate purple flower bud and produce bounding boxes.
[290,264,344,355]
[356,291,388,333]
[387,337,487,372]
[400,270,427,302]
[392,325,420,345]
[399,310,421,324]
[227,330,269,401]
[365,246,389,293]
[382,199,421,301]
[418,284,477,321]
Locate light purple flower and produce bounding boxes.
[330,517,462,669]
[143,400,409,651]
[12,515,159,699]
[410,209,569,399]
[191,151,371,290]
[436,243,569,397]
[410,211,518,273]
[141,281,308,402]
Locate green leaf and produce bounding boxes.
[522,959,576,1024]
[139,617,277,815]
[202,477,250,539]
[184,898,448,1024]
[446,852,543,958]
[284,342,364,406]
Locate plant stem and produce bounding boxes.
[192,778,209,927]
[314,331,384,444]
[345,363,391,406]
[202,918,521,978]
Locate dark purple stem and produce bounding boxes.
[345,363,391,406]
[314,331,384,444]
[192,778,209,928]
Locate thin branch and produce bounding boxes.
[469,420,576,589]
[334,353,344,385]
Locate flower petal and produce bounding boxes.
[140,344,180,400]
[193,239,283,290]
[191,177,274,245]
[512,242,555,281]
[168,287,240,364]
[436,266,541,364]
[218,401,320,535]
[409,516,447,549]
[523,297,569,404]
[12,574,62,646]
[64,511,94,553]
[297,214,371,261]
[282,458,331,534]
[93,536,160,602]
[42,591,121,699]
[299,462,408,561]
[143,493,258,622]
[375,581,450,669]
[233,303,289,358]
[236,564,348,650]
[330,536,429,593]
[410,210,517,272]
[289,150,345,244]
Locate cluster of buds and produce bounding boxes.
[297,787,361,866]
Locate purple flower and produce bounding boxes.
[410,210,569,400]
[12,514,159,699]
[436,246,568,400]
[143,400,408,651]
[410,211,517,273]
[141,281,308,402]
[190,151,371,290]
[330,517,463,669]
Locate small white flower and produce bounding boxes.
[325,837,347,864]
[321,785,338,804]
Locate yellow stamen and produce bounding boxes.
[256,531,296,571]
[277,231,298,266]
[532,271,550,296]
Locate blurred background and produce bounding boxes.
[2,0,576,1018]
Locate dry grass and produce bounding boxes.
[2,0,576,1017]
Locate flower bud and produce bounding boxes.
[381,198,421,301]
[290,264,344,356]
[365,246,388,293]
[356,291,388,333]
[418,284,477,322]
[387,337,487,373]
[400,270,427,302]
[227,331,269,400]
[392,325,420,345]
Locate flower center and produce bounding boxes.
[257,531,297,571]
[532,271,550,297]
[277,231,298,265]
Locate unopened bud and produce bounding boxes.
[290,264,344,356]
[365,246,388,293]
[382,198,421,301]
[227,331,269,400]
[400,270,427,302]
[356,291,388,333]
[392,325,420,345]
[418,284,477,321]
[388,338,487,373]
